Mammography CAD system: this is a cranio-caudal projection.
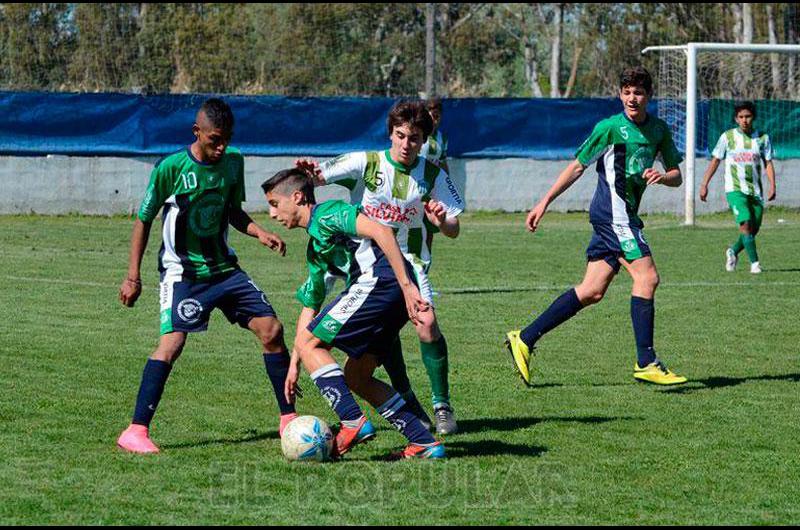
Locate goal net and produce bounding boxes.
[643,43,800,224]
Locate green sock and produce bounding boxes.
[742,234,759,263]
[420,336,450,408]
[382,335,411,395]
[731,235,744,255]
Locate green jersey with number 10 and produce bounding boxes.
[138,147,245,281]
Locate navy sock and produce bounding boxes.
[631,296,656,367]
[263,351,296,415]
[310,364,363,422]
[382,336,411,395]
[378,393,436,445]
[520,288,584,349]
[132,359,173,427]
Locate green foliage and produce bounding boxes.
[0,3,797,96]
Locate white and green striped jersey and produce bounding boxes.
[420,130,448,170]
[318,150,465,270]
[138,147,244,281]
[711,128,774,198]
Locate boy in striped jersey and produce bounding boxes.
[263,168,445,459]
[699,102,777,274]
[116,99,297,454]
[296,101,465,435]
[506,66,688,386]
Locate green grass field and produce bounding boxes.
[2,210,799,524]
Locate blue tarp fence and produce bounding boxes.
[0,92,711,159]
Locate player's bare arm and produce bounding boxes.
[644,167,682,188]
[424,200,460,238]
[355,214,429,324]
[119,218,152,308]
[699,158,722,202]
[229,206,286,256]
[766,160,777,201]
[526,159,586,232]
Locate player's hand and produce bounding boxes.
[526,201,547,232]
[424,200,447,226]
[402,285,430,325]
[259,231,286,256]
[768,186,776,201]
[119,278,142,308]
[643,168,665,185]
[284,356,303,404]
[699,184,709,202]
[294,158,323,183]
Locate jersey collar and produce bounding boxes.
[622,111,649,127]
[384,149,420,172]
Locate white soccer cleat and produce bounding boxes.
[725,248,737,272]
[750,262,762,274]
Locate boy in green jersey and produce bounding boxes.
[700,101,777,274]
[263,169,444,459]
[506,67,688,387]
[117,99,297,454]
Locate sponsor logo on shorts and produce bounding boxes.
[322,319,340,333]
[177,298,203,323]
[621,239,637,253]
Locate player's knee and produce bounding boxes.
[635,271,660,293]
[255,318,284,351]
[151,334,186,363]
[578,287,605,305]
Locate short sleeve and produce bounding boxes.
[138,162,171,223]
[295,248,327,311]
[320,152,367,191]
[575,121,612,166]
[761,135,774,162]
[711,133,728,160]
[430,169,465,218]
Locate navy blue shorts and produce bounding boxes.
[586,223,652,273]
[159,269,276,334]
[308,271,411,360]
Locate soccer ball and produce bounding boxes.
[280,415,334,462]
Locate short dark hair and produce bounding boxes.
[387,100,433,141]
[734,101,757,119]
[619,66,653,95]
[199,98,235,133]
[425,97,442,113]
[261,168,316,204]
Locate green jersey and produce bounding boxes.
[138,147,245,281]
[576,113,682,227]
[712,128,773,198]
[296,200,395,311]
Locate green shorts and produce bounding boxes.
[726,191,763,228]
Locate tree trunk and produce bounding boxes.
[425,3,435,97]
[549,3,563,98]
[766,4,782,97]
[742,3,753,44]
[563,46,582,98]
[732,3,743,44]
[524,40,543,98]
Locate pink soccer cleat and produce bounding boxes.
[117,424,160,454]
[279,412,299,437]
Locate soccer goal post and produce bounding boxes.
[642,42,800,225]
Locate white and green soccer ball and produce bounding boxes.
[280,415,333,462]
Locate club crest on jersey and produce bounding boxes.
[177,298,203,323]
[627,146,654,175]
[189,193,225,237]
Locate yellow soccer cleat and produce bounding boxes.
[633,360,687,385]
[505,330,533,387]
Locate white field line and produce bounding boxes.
[3,275,800,293]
